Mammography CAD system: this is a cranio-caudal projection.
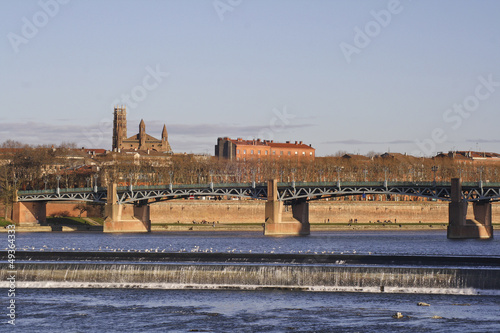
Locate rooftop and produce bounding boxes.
[221,137,314,149]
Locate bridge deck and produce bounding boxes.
[16,181,500,204]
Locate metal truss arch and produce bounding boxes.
[16,181,500,204]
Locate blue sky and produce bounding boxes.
[1,0,499,156]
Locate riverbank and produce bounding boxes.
[0,216,103,232]
[2,199,500,232]
[43,199,486,233]
[150,200,458,224]
[151,222,453,232]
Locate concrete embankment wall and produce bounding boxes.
[149,200,500,224]
[3,200,499,224]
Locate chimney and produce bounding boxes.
[299,141,302,144]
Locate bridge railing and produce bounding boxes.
[117,182,263,191]
[17,189,57,195]
[17,181,500,196]
[462,182,500,187]
[18,186,107,195]
[276,181,450,187]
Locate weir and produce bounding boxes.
[3,252,500,294]
[4,262,500,295]
[9,251,500,267]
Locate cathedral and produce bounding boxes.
[112,106,173,153]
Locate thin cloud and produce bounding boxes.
[0,121,315,153]
[323,139,413,145]
[0,122,102,146]
[466,139,500,143]
[156,123,315,138]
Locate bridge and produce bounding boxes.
[13,179,497,238]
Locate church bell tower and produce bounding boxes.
[112,106,127,151]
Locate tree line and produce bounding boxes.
[1,142,499,194]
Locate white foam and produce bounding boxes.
[4,281,498,295]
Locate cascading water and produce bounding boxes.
[2,262,499,295]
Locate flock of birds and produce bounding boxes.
[5,244,370,255]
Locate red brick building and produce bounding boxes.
[215,137,315,161]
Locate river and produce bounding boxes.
[2,230,500,332]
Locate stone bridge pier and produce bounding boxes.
[103,183,151,233]
[447,178,493,239]
[11,196,47,226]
[264,179,310,236]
